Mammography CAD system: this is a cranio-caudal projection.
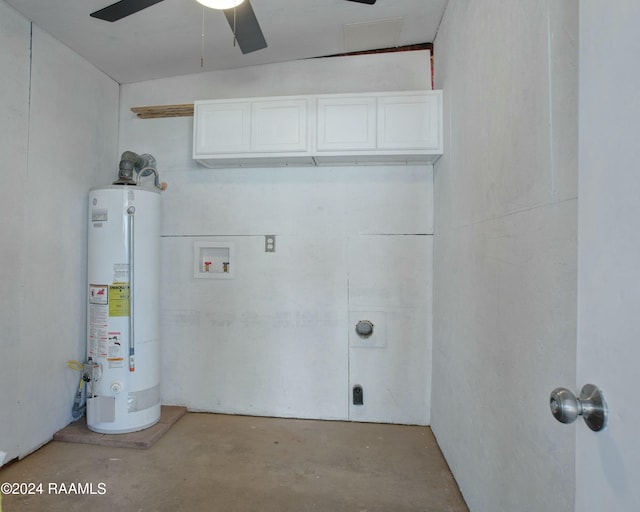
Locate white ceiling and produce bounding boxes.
[5,0,447,84]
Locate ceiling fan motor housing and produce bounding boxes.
[90,0,267,54]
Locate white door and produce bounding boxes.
[575,2,640,509]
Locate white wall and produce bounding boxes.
[431,1,578,511]
[0,0,119,464]
[0,0,30,465]
[119,51,434,424]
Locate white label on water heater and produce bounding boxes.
[92,208,108,222]
[113,263,129,283]
[107,331,124,368]
[89,285,108,305]
[88,288,109,359]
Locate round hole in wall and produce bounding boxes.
[355,320,374,338]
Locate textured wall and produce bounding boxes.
[431,1,578,510]
[0,0,30,465]
[0,0,119,463]
[119,52,434,424]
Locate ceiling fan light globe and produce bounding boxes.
[196,0,245,9]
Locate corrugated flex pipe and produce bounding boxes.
[114,151,166,190]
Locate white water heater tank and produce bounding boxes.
[86,185,161,433]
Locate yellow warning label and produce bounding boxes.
[109,283,130,317]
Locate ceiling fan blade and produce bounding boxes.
[90,0,164,22]
[223,0,267,54]
[346,0,377,4]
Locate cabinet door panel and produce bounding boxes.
[251,99,308,153]
[317,97,376,151]
[194,102,251,154]
[377,94,441,150]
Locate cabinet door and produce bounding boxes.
[316,96,376,151]
[251,99,308,153]
[377,93,441,150]
[194,101,251,154]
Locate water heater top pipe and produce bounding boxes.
[121,150,156,171]
[113,151,167,191]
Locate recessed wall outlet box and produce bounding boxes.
[194,241,235,279]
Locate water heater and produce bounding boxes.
[86,152,164,434]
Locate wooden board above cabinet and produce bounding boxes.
[131,104,194,119]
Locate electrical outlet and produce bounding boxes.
[265,235,276,253]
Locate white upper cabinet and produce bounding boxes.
[313,91,442,165]
[193,96,313,168]
[193,91,442,168]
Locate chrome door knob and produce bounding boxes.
[549,384,608,432]
[549,387,580,424]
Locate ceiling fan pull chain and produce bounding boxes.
[233,5,237,47]
[201,6,205,67]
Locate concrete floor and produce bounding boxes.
[0,413,468,512]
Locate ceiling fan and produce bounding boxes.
[90,0,377,55]
[90,0,267,54]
